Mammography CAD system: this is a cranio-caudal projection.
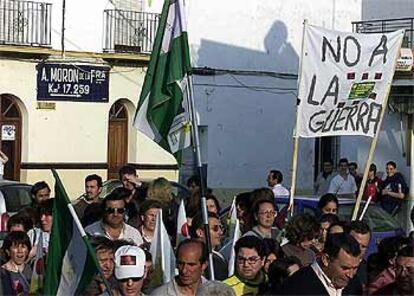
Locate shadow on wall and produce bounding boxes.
[183,20,315,192]
[195,20,299,73]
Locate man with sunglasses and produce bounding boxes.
[189,211,227,280]
[86,191,143,246]
[112,245,146,296]
[224,235,267,295]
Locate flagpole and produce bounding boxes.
[351,32,405,221]
[187,75,215,280]
[289,19,308,215]
[66,203,113,295]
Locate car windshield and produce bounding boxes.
[338,204,402,232]
[1,186,32,213]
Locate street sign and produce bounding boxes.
[36,63,110,102]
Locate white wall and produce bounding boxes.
[144,0,362,192]
[362,0,414,20]
[45,0,114,52]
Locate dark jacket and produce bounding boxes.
[278,266,328,295]
[204,251,228,281]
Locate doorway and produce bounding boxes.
[314,136,340,181]
[0,94,22,181]
[107,100,128,180]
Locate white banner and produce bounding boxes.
[297,25,404,138]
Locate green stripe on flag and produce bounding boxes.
[44,169,99,295]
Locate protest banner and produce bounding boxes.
[296,25,404,138]
[289,22,404,217]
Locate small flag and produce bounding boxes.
[228,219,241,277]
[150,209,176,287]
[176,198,189,247]
[44,169,100,295]
[227,196,238,239]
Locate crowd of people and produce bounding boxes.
[0,162,412,295]
[313,158,409,216]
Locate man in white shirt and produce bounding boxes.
[328,158,357,199]
[86,191,143,246]
[267,170,289,197]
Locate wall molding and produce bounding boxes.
[20,162,178,170]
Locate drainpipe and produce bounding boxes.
[61,0,66,59]
[407,114,414,234]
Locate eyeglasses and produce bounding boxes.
[258,210,276,216]
[210,224,225,233]
[105,207,126,215]
[119,277,143,283]
[396,265,414,275]
[237,256,261,265]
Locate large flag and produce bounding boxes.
[176,198,189,246]
[296,25,404,138]
[134,0,192,156]
[44,169,100,295]
[150,209,176,287]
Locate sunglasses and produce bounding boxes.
[105,207,126,215]
[210,224,225,233]
[119,277,143,283]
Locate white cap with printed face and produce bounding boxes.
[114,245,145,279]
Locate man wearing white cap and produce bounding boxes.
[112,245,146,296]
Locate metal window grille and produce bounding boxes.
[0,0,52,46]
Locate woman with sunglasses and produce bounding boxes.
[0,231,32,296]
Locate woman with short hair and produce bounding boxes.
[1,231,32,295]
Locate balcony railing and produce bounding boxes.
[103,9,159,54]
[0,0,51,47]
[352,17,414,48]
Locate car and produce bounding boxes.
[220,195,404,258]
[0,180,33,241]
[0,180,32,215]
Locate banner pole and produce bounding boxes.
[186,75,215,280]
[289,19,308,214]
[351,32,405,220]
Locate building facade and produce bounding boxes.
[0,0,177,198]
[148,0,363,196]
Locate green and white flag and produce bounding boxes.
[44,169,99,295]
[134,0,192,156]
